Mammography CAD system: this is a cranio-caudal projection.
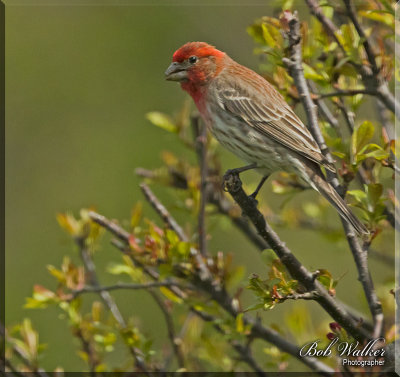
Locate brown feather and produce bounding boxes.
[211,58,336,173]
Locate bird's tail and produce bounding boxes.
[304,164,369,236]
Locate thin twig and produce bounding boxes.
[74,326,99,376]
[71,281,181,299]
[139,183,188,242]
[278,291,320,302]
[314,104,342,138]
[316,89,375,99]
[147,290,185,369]
[192,115,209,256]
[335,97,355,133]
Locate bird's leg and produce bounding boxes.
[224,163,258,176]
[249,174,270,201]
[222,163,257,192]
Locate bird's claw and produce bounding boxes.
[222,170,242,193]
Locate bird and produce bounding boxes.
[164,41,368,236]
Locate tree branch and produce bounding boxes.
[316,89,375,99]
[89,210,334,374]
[139,183,188,242]
[223,172,369,341]
[282,11,383,338]
[74,326,99,375]
[71,281,181,299]
[147,290,185,369]
[278,291,320,302]
[282,14,339,187]
[192,115,209,256]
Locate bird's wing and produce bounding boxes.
[213,77,335,172]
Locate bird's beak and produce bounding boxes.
[165,62,188,82]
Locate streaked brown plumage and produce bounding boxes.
[165,42,368,235]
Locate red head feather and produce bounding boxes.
[172,42,225,62]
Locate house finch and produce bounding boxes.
[165,42,368,235]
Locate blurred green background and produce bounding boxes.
[5,0,393,371]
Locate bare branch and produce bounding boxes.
[139,183,188,242]
[192,115,209,256]
[74,326,99,375]
[147,290,185,369]
[278,291,320,302]
[71,281,181,299]
[316,89,375,99]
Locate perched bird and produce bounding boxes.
[165,42,368,235]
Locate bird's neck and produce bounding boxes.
[181,81,208,114]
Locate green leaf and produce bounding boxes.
[367,184,383,210]
[261,249,278,265]
[247,24,264,44]
[351,121,375,161]
[359,10,394,28]
[146,112,177,133]
[281,0,293,10]
[354,143,389,164]
[165,229,180,246]
[130,202,143,229]
[46,265,65,283]
[159,287,183,304]
[347,189,367,204]
[261,23,276,48]
[363,149,389,161]
[316,269,335,292]
[236,313,244,333]
[107,264,134,276]
[302,63,325,81]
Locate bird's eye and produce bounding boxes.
[188,56,198,64]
